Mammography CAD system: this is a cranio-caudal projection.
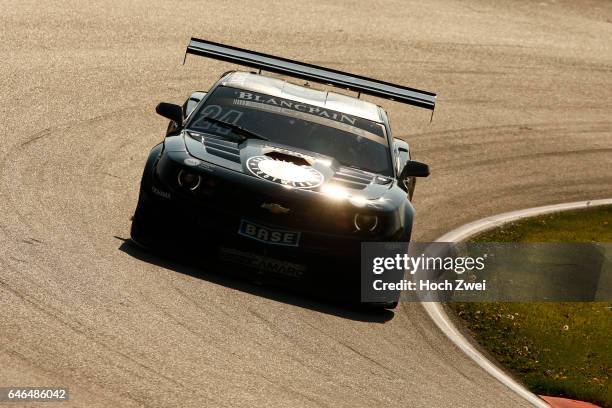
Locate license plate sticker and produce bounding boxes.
[238,220,300,247]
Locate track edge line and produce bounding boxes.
[422,198,612,408]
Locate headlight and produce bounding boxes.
[354,213,378,232]
[177,169,201,191]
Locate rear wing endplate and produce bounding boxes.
[185,37,436,111]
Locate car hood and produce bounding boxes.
[182,131,394,200]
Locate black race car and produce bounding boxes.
[131,38,436,307]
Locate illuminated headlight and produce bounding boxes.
[354,214,378,232]
[349,195,368,207]
[321,184,349,200]
[177,169,201,190]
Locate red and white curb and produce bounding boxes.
[422,198,612,408]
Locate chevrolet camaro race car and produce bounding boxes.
[130,38,436,307]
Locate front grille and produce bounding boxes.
[191,173,354,233]
[331,167,374,190]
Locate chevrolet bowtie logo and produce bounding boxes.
[261,203,290,214]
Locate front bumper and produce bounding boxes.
[134,185,364,263]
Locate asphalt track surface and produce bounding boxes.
[1,1,611,407]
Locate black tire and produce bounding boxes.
[131,144,164,248]
[366,301,399,310]
[130,190,157,249]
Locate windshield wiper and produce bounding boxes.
[200,117,269,141]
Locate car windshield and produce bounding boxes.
[187,86,393,176]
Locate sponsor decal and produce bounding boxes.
[238,220,300,247]
[237,91,358,126]
[219,247,306,278]
[151,186,171,199]
[246,156,324,189]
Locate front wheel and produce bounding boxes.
[130,190,160,249]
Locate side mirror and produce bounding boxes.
[400,160,430,179]
[156,102,183,124]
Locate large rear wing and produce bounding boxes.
[185,37,436,111]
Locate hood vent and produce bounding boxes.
[264,151,310,166]
[332,168,374,190]
[203,136,241,163]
